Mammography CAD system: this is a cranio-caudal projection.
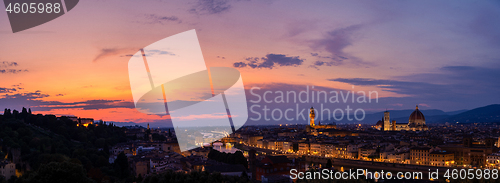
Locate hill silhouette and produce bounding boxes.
[436,104,500,123]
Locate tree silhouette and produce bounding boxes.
[12,110,18,119]
[142,169,252,183]
[114,152,129,179]
[28,161,93,183]
[4,108,11,119]
[136,174,143,182]
[0,108,132,182]
[208,149,248,169]
[21,107,28,118]
[326,159,332,168]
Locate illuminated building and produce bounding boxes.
[410,147,431,165]
[76,117,94,127]
[309,143,321,155]
[486,153,500,167]
[298,143,309,154]
[430,151,454,167]
[439,137,495,167]
[306,107,336,133]
[0,161,15,180]
[380,105,428,131]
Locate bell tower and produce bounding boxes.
[309,107,315,126]
[383,111,390,131]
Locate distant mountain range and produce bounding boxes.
[434,104,500,124]
[330,104,500,124]
[111,104,500,127]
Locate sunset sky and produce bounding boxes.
[1,0,500,125]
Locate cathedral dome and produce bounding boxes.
[409,105,425,126]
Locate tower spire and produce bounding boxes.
[309,107,315,126]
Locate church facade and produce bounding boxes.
[378,105,428,131]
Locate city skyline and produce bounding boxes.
[1,0,500,125]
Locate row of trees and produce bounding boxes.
[141,170,251,183]
[3,107,31,120]
[0,108,134,182]
[207,150,248,169]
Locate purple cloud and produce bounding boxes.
[310,25,373,67]
[190,0,231,15]
[234,54,304,69]
[0,90,135,111]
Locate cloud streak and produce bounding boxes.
[144,14,182,24]
[0,90,135,111]
[0,69,28,74]
[0,87,17,93]
[234,54,304,69]
[0,62,28,74]
[330,77,451,99]
[189,0,232,15]
[330,65,500,109]
[93,48,138,62]
[0,61,18,67]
